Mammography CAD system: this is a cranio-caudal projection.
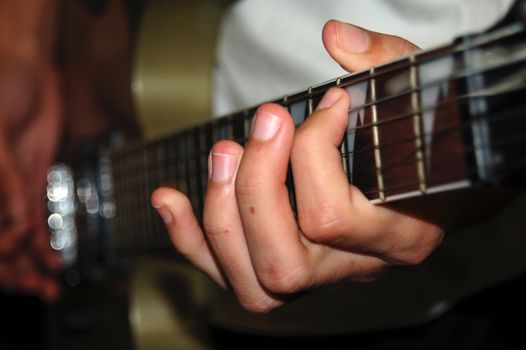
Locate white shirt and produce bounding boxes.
[209,0,521,335]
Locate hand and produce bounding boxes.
[152,21,444,312]
[0,0,63,300]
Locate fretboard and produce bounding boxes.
[110,22,526,254]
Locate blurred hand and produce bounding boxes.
[152,20,444,312]
[0,0,62,300]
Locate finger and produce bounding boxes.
[0,252,58,301]
[292,87,360,244]
[204,140,282,312]
[322,19,419,72]
[0,140,30,250]
[293,87,443,264]
[0,221,28,255]
[151,188,226,288]
[16,250,60,301]
[235,104,312,294]
[16,65,62,202]
[30,216,62,272]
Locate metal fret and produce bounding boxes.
[410,55,427,193]
[244,110,251,139]
[307,87,314,115]
[134,147,143,248]
[109,23,526,254]
[370,68,385,201]
[193,128,204,218]
[143,145,151,244]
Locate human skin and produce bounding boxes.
[0,0,62,300]
[152,20,444,313]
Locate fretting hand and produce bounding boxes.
[152,20,444,312]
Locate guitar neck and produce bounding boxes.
[110,22,526,254]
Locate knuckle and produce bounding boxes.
[400,227,444,266]
[400,248,431,266]
[354,264,391,283]
[257,262,309,294]
[238,297,281,314]
[291,129,316,160]
[299,205,349,243]
[235,174,265,200]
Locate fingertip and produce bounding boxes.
[255,103,292,125]
[316,87,349,111]
[150,187,176,208]
[322,19,339,53]
[211,139,244,155]
[151,189,176,225]
[250,103,295,144]
[42,279,60,302]
[46,252,62,272]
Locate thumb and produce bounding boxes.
[322,20,419,72]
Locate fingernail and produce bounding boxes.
[316,88,343,110]
[336,22,370,53]
[153,204,173,224]
[250,111,282,141]
[211,152,236,182]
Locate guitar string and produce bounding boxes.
[113,52,525,169]
[112,22,525,161]
[112,122,523,223]
[129,60,526,167]
[112,36,526,245]
[112,82,525,191]
[343,96,525,160]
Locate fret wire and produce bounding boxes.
[151,142,159,240]
[153,141,163,240]
[307,87,314,115]
[173,135,180,192]
[343,109,526,183]
[113,112,526,250]
[177,134,187,195]
[203,123,213,204]
[126,148,134,249]
[125,152,132,249]
[194,128,204,219]
[114,87,509,194]
[410,54,427,193]
[232,113,245,143]
[144,143,150,242]
[149,143,157,241]
[141,146,148,246]
[370,68,385,201]
[285,98,300,214]
[134,147,142,248]
[112,30,524,173]
[110,22,523,163]
[348,48,526,119]
[132,150,144,248]
[141,145,149,246]
[359,176,472,199]
[110,25,525,250]
[122,154,129,249]
[226,115,234,139]
[243,110,251,140]
[114,111,526,249]
[113,154,121,250]
[184,131,194,212]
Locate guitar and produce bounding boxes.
[48,1,526,349]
